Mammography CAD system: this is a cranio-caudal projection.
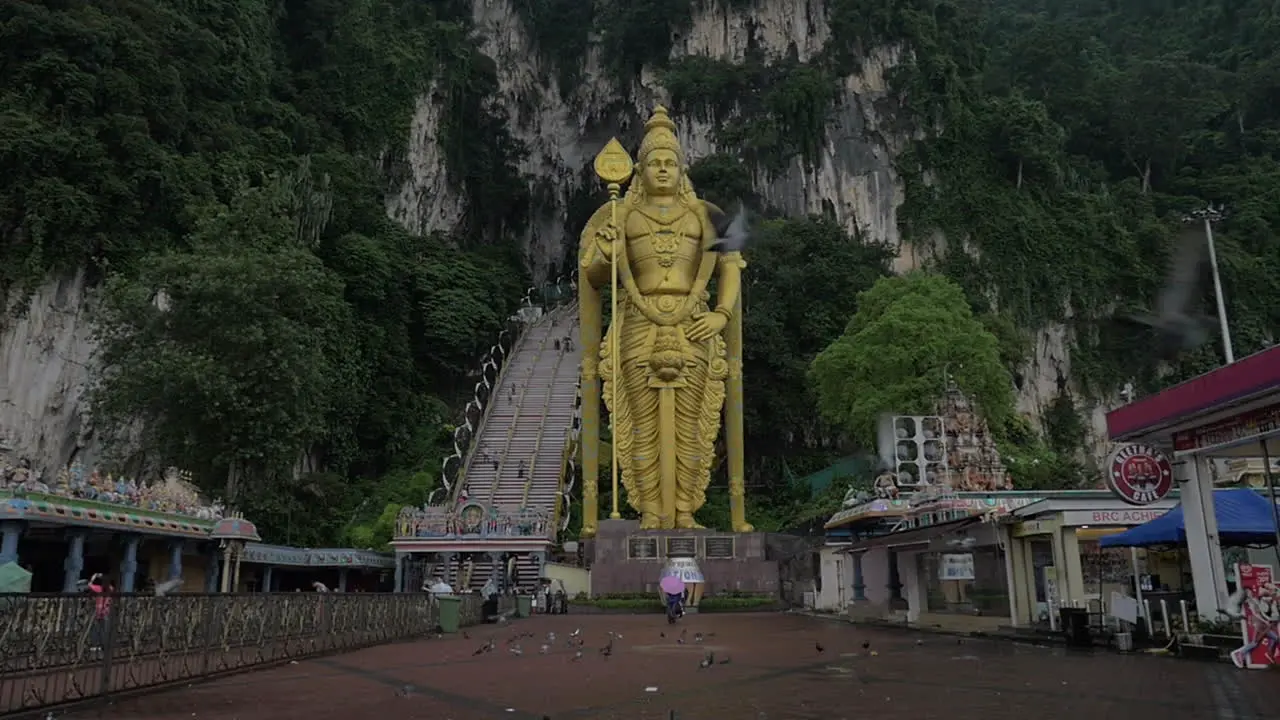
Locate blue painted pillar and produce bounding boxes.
[440,552,457,587]
[261,566,274,592]
[487,552,504,593]
[0,520,22,566]
[167,540,183,582]
[337,568,349,592]
[393,552,405,593]
[119,535,141,592]
[205,549,221,593]
[852,551,866,601]
[62,531,86,593]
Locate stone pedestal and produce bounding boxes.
[588,519,776,597]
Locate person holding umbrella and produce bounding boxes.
[660,575,686,624]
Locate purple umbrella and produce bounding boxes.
[660,575,686,595]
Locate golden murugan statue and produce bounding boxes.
[578,106,751,536]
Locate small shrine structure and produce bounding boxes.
[1,457,392,593]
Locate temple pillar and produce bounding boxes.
[887,550,903,601]
[205,548,221,593]
[167,539,184,582]
[0,520,22,566]
[851,551,866,601]
[262,566,274,592]
[487,552,504,593]
[338,568,349,592]
[119,535,141,592]
[1180,457,1227,617]
[62,530,86,593]
[393,552,405,593]
[439,552,457,587]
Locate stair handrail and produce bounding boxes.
[557,378,583,532]
[427,270,577,505]
[443,328,534,508]
[487,324,551,506]
[520,313,572,508]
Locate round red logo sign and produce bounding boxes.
[1106,443,1174,506]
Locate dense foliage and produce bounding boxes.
[8,0,1280,541]
[810,273,1014,444]
[1,0,527,546]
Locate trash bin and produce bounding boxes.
[1115,631,1134,652]
[437,595,463,633]
[1059,607,1091,647]
[515,594,532,618]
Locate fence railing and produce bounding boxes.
[0,592,485,716]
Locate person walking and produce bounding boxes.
[87,573,113,653]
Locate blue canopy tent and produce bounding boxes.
[1100,488,1280,548]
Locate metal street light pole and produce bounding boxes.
[1202,213,1235,364]
[1183,206,1235,365]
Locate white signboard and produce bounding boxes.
[939,553,975,581]
[1061,508,1170,527]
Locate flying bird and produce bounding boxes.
[706,202,751,253]
[875,414,896,471]
[1125,225,1215,358]
[153,578,183,596]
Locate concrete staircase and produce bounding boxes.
[454,555,545,593]
[460,306,580,520]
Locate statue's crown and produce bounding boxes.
[638,106,682,162]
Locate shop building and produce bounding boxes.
[1006,493,1178,628]
[1106,344,1280,618]
[827,490,1201,632]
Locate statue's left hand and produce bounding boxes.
[687,311,728,342]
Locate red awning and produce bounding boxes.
[1107,345,1280,440]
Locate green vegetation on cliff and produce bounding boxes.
[523,0,1280,494]
[7,0,1280,542]
[1,0,527,545]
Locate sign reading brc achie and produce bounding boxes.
[1105,443,1174,506]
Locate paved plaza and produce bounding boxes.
[66,612,1275,719]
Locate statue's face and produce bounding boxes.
[641,148,681,196]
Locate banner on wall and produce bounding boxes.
[939,553,975,581]
[1231,563,1279,669]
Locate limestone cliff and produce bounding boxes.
[0,0,1115,475]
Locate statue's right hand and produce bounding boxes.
[594,225,619,260]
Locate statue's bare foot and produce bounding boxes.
[675,514,704,530]
[639,513,661,530]
[734,522,755,533]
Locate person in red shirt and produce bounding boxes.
[87,573,113,652]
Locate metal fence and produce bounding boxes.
[0,592,485,716]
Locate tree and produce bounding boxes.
[741,216,893,469]
[808,272,1014,447]
[93,180,361,507]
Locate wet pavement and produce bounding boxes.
[65,612,1277,719]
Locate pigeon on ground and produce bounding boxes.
[699,651,714,668]
[816,642,825,653]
